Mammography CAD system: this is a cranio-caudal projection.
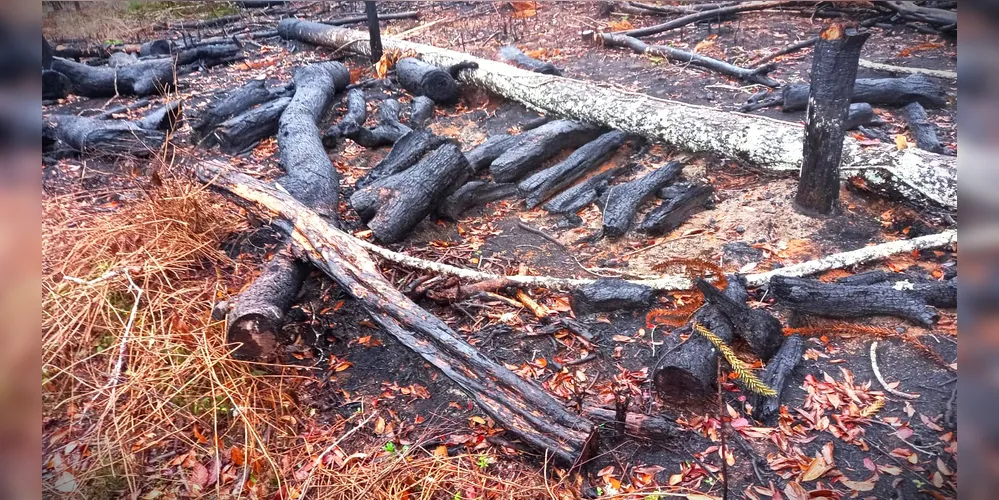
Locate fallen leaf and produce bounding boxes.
[54,471,77,493]
[510,1,537,18]
[801,457,832,482]
[840,476,877,492]
[895,134,909,150]
[608,19,634,31]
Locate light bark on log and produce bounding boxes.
[274,21,956,210]
[858,59,956,80]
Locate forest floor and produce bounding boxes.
[43,2,957,499]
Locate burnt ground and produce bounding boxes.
[43,2,958,499]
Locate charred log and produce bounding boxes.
[619,1,792,38]
[582,406,680,440]
[326,90,412,148]
[638,182,714,235]
[544,166,626,214]
[43,37,54,69]
[769,275,939,326]
[571,278,654,315]
[395,57,461,104]
[42,70,71,100]
[135,101,183,132]
[498,46,561,75]
[409,96,435,128]
[226,251,307,360]
[836,272,956,308]
[357,129,445,187]
[696,278,783,361]
[321,10,419,26]
[43,113,165,157]
[781,74,947,112]
[844,102,879,130]
[602,161,683,238]
[350,141,470,243]
[140,39,173,57]
[437,181,518,221]
[214,97,291,155]
[900,101,946,154]
[191,79,279,146]
[748,334,803,421]
[464,134,522,173]
[51,56,175,97]
[519,130,629,209]
[490,120,602,182]
[877,1,956,27]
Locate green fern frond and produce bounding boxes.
[693,323,777,397]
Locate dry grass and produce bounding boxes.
[42,1,240,43]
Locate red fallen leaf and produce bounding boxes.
[188,461,210,490]
[840,474,877,492]
[193,425,209,444]
[895,427,914,440]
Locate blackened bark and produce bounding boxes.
[214,97,291,155]
[357,129,445,187]
[350,141,470,243]
[844,102,878,130]
[781,74,946,112]
[42,70,71,100]
[191,79,278,146]
[638,182,714,235]
[498,45,562,75]
[227,251,307,360]
[43,37,54,69]
[464,134,522,173]
[364,1,383,63]
[140,39,172,57]
[602,161,683,238]
[327,91,412,148]
[835,272,956,308]
[582,406,680,440]
[544,166,626,214]
[795,24,869,216]
[696,278,783,361]
[321,11,419,26]
[519,130,629,208]
[770,275,941,326]
[395,57,459,104]
[409,96,435,128]
[619,1,792,38]
[571,278,654,315]
[489,120,602,182]
[134,100,183,132]
[438,181,518,221]
[900,101,945,154]
[51,56,175,97]
[43,113,165,157]
[749,334,803,421]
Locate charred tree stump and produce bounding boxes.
[583,31,779,87]
[519,130,629,208]
[654,277,748,398]
[395,57,459,104]
[749,334,804,421]
[571,278,654,315]
[438,181,518,221]
[602,161,683,238]
[42,70,71,100]
[795,24,870,216]
[350,141,470,243]
[226,251,308,360]
[769,275,940,326]
[498,46,561,75]
[197,163,597,464]
[490,120,602,182]
[544,166,626,214]
[193,79,285,146]
[43,112,167,157]
[51,56,175,97]
[356,129,445,187]
[900,101,945,154]
[696,278,783,361]
[781,74,946,112]
[638,182,714,235]
[409,96,435,128]
[464,134,523,173]
[215,97,292,155]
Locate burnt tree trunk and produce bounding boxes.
[638,182,714,235]
[350,141,470,243]
[544,166,626,214]
[900,101,946,154]
[326,90,412,148]
[197,163,597,464]
[51,56,175,97]
[409,96,435,128]
[748,334,803,421]
[602,161,682,238]
[226,251,308,360]
[498,46,562,75]
[214,97,292,155]
[42,70,71,100]
[519,130,629,208]
[192,79,282,146]
[769,275,939,326]
[490,120,602,182]
[357,129,445,187]
[43,112,166,157]
[464,134,523,173]
[438,181,518,221]
[571,279,654,315]
[795,24,869,216]
[696,278,783,361]
[619,0,792,38]
[835,272,956,308]
[781,74,946,112]
[395,57,459,104]
[654,277,748,398]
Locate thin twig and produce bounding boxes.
[295,411,376,499]
[870,341,920,399]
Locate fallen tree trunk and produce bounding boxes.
[781,74,947,111]
[395,57,460,104]
[498,46,561,75]
[43,112,166,156]
[490,120,602,182]
[275,21,957,210]
[603,161,683,238]
[748,334,803,421]
[321,10,419,26]
[858,59,957,81]
[214,96,292,154]
[197,162,594,464]
[619,1,792,38]
[192,78,283,146]
[438,181,518,221]
[226,250,308,360]
[351,141,470,243]
[877,0,956,27]
[571,278,653,315]
[836,272,957,308]
[769,275,939,326]
[357,129,445,187]
[42,70,71,100]
[696,278,783,361]
[638,182,714,235]
[544,166,626,214]
[464,134,523,173]
[51,56,175,97]
[583,31,779,87]
[519,130,629,208]
[900,101,946,154]
[582,406,680,440]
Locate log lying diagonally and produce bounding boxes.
[197,161,594,464]
[276,20,956,210]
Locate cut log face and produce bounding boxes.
[696,278,783,361]
[602,161,683,238]
[192,79,278,145]
[464,134,523,173]
[43,114,166,157]
[901,101,946,154]
[226,252,308,360]
[489,120,602,182]
[437,181,518,221]
[498,46,562,75]
[638,182,714,235]
[749,334,804,421]
[769,275,940,326]
[544,166,626,214]
[357,129,444,188]
[654,277,748,398]
[215,97,292,155]
[395,57,459,104]
[781,74,947,112]
[571,278,654,315]
[519,130,629,208]
[350,141,471,243]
